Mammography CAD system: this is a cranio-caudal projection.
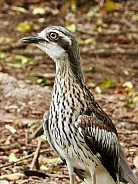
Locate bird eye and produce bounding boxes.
[49,32,58,40]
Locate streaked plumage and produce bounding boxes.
[21,26,138,184]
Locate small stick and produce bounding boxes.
[28,123,43,142]
[30,138,42,170]
[0,148,52,169]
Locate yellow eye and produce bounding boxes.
[49,32,58,40]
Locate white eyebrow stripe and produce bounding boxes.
[61,34,72,45]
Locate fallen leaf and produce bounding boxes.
[101,79,114,88]
[42,157,62,165]
[104,0,117,12]
[5,124,16,134]
[32,6,46,15]
[0,173,24,180]
[89,66,96,73]
[40,164,49,171]
[133,155,138,169]
[95,86,102,94]
[0,51,6,59]
[66,23,76,33]
[85,38,96,45]
[11,6,27,13]
[0,180,10,184]
[123,81,133,89]
[16,22,34,32]
[9,153,18,162]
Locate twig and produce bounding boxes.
[0,148,52,169]
[119,18,137,30]
[28,123,43,142]
[81,47,138,56]
[37,73,56,79]
[30,138,42,170]
[118,130,138,134]
[0,142,21,152]
[46,173,69,179]
[1,42,27,52]
[99,0,105,7]
[77,27,138,35]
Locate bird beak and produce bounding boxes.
[21,35,46,44]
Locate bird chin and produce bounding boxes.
[37,43,67,63]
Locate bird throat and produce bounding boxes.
[55,56,84,88]
[50,61,86,126]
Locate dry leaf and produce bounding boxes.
[0,181,10,184]
[0,173,24,180]
[133,155,138,169]
[42,157,62,165]
[9,153,18,162]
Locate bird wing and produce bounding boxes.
[75,114,138,184]
[75,114,119,182]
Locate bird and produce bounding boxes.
[21,26,138,184]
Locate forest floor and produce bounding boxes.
[0,0,138,183]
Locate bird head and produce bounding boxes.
[21,26,80,63]
[21,26,84,84]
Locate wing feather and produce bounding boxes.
[75,114,138,184]
[75,114,119,182]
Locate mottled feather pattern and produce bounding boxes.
[22,26,138,184]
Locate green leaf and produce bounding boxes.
[16,22,34,32]
[32,6,46,15]
[85,38,96,45]
[37,78,50,86]
[101,79,114,88]
[124,69,129,75]
[40,165,49,171]
[11,6,27,13]
[103,0,117,12]
[14,55,34,65]
[30,123,37,130]
[66,23,76,33]
[132,13,138,20]
[133,95,138,103]
[89,66,96,73]
[39,134,46,141]
[85,6,99,19]
[51,167,61,172]
[77,38,85,45]
[7,63,23,68]
[94,26,103,33]
[42,157,62,165]
[71,0,77,12]
[29,72,38,77]
[88,82,95,88]
[0,51,6,59]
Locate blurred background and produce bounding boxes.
[0,0,138,183]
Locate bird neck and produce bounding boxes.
[55,54,85,87]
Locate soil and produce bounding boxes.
[0,1,138,184]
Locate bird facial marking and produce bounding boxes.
[48,32,59,41]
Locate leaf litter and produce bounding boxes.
[0,0,138,183]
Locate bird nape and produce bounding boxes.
[21,26,138,184]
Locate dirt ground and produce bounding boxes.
[0,1,138,183]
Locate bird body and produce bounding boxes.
[21,26,138,184]
[47,67,116,184]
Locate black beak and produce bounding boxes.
[21,35,46,44]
